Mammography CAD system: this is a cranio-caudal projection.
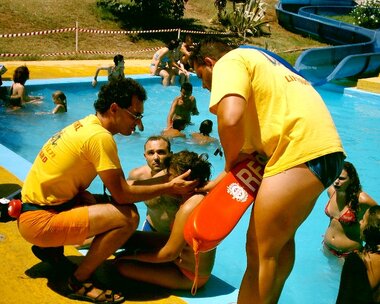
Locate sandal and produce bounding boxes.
[67,275,125,304]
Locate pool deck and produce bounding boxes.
[2,59,151,80]
[357,74,380,94]
[3,60,379,94]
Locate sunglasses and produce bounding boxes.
[124,108,143,121]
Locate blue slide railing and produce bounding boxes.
[275,0,380,85]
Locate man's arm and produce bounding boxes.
[217,94,246,172]
[92,66,111,87]
[98,168,197,205]
[191,97,199,115]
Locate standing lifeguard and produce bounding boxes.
[190,38,345,304]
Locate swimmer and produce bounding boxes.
[9,66,43,108]
[166,82,199,129]
[92,54,125,87]
[323,161,377,257]
[191,119,218,145]
[52,90,67,114]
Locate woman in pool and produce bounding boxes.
[116,150,216,292]
[336,205,380,303]
[52,90,67,114]
[9,65,42,108]
[92,54,125,87]
[324,161,377,257]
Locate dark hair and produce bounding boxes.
[189,37,233,67]
[165,150,211,187]
[167,39,180,51]
[362,205,380,253]
[52,90,67,112]
[343,161,362,211]
[113,54,124,66]
[199,119,213,136]
[144,135,171,152]
[181,82,193,93]
[173,119,187,131]
[94,78,147,114]
[13,66,30,85]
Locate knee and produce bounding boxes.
[115,259,132,276]
[245,235,278,266]
[120,204,139,231]
[129,205,139,230]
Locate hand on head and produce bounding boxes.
[169,169,199,195]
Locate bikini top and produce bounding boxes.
[325,192,357,225]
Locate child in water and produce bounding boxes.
[52,90,67,114]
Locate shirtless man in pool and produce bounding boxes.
[128,135,181,233]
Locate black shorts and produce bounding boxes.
[306,152,345,189]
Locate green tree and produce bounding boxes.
[96,0,187,28]
[132,0,186,21]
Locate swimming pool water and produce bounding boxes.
[1,76,379,304]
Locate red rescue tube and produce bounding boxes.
[184,152,265,253]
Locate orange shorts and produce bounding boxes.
[18,206,89,247]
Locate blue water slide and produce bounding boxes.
[275,0,380,85]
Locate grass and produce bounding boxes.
[0,0,328,65]
[328,15,356,24]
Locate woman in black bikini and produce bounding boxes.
[336,205,380,303]
[323,161,377,257]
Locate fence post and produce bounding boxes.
[177,28,181,40]
[76,21,79,52]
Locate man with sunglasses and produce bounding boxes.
[18,78,197,303]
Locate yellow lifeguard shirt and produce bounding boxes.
[22,114,121,205]
[209,48,344,177]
